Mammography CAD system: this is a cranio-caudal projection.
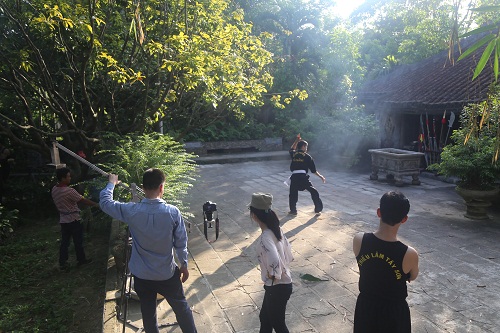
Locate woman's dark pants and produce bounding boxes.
[259,283,293,333]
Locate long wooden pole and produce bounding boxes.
[51,142,145,197]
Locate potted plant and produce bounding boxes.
[430,86,500,219]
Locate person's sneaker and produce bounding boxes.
[288,211,298,215]
[77,259,93,267]
[315,211,322,216]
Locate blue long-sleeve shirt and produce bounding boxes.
[100,182,189,280]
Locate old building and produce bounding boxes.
[357,35,496,166]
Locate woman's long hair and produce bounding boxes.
[250,206,282,241]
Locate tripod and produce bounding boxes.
[116,228,134,333]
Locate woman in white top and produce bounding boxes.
[249,193,293,333]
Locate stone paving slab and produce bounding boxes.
[104,159,500,333]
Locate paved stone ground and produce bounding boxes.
[104,158,500,333]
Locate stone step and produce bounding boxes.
[194,150,289,164]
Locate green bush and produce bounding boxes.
[6,174,55,215]
[0,205,18,244]
[429,86,500,189]
[95,132,198,215]
[432,131,498,189]
[183,119,275,142]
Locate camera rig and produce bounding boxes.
[202,201,219,243]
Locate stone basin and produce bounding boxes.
[368,148,424,186]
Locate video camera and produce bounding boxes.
[202,201,219,242]
[202,201,217,221]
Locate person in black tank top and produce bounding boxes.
[352,191,419,333]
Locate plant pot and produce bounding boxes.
[455,186,500,220]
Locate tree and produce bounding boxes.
[352,0,463,77]
[234,0,331,114]
[0,0,274,157]
[447,1,500,160]
[314,25,364,111]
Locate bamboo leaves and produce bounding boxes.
[473,38,496,81]
[457,6,500,81]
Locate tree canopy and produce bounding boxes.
[351,0,464,77]
[0,0,274,156]
[2,0,499,159]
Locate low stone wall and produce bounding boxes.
[184,138,283,156]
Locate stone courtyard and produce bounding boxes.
[103,157,500,333]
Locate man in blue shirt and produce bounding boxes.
[100,168,197,333]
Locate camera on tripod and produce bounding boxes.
[202,201,219,242]
[203,201,217,221]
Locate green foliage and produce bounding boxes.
[0,215,110,332]
[230,1,369,144]
[0,0,274,153]
[183,119,275,142]
[0,206,18,244]
[274,114,303,141]
[95,133,197,213]
[296,105,379,168]
[236,0,331,117]
[354,0,460,77]
[457,4,500,81]
[314,26,364,108]
[429,85,500,189]
[6,174,55,215]
[430,131,499,189]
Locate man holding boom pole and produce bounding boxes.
[52,167,99,271]
[99,169,197,333]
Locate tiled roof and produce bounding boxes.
[357,36,496,109]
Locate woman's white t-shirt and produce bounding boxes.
[256,228,293,286]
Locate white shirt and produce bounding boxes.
[256,228,293,286]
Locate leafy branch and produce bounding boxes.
[455,5,500,81]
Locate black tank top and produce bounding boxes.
[356,233,409,301]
